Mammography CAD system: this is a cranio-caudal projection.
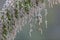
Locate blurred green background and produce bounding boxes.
[0,0,60,40]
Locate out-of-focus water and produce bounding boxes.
[46,4,60,40]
